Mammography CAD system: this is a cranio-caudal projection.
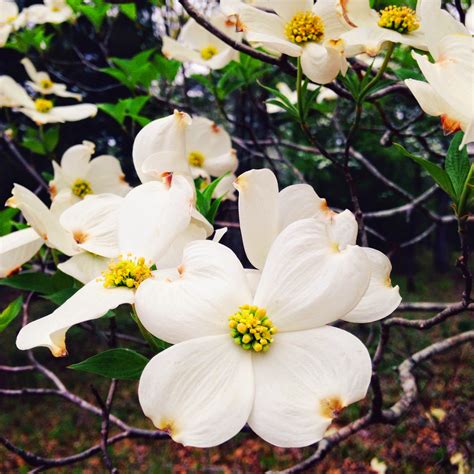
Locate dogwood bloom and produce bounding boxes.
[21,58,82,100]
[0,228,43,278]
[23,0,73,25]
[0,76,32,108]
[0,0,20,46]
[49,141,130,211]
[234,169,401,323]
[239,0,349,84]
[162,12,241,70]
[266,82,337,113]
[338,0,430,55]
[136,218,374,447]
[16,175,195,356]
[404,10,473,147]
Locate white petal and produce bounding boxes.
[133,111,191,184]
[205,47,238,70]
[234,169,279,270]
[343,247,401,323]
[0,228,43,277]
[139,335,253,447]
[141,151,192,179]
[58,252,110,284]
[327,209,358,249]
[21,58,42,83]
[48,104,97,122]
[213,173,237,201]
[135,240,251,344]
[49,84,82,101]
[249,326,372,447]
[8,184,78,256]
[337,0,379,28]
[254,218,370,331]
[59,141,95,184]
[271,0,313,21]
[162,35,203,64]
[245,268,261,298]
[301,42,345,84]
[277,183,328,230]
[16,280,134,356]
[118,177,193,263]
[405,79,445,117]
[0,76,34,108]
[87,155,130,196]
[60,194,122,258]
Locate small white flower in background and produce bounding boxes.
[338,0,430,56]
[0,76,32,108]
[162,12,242,70]
[404,10,473,148]
[234,169,401,323]
[0,0,21,47]
[239,0,350,84]
[266,82,337,114]
[370,457,387,474]
[16,175,196,357]
[49,141,130,211]
[135,216,376,448]
[17,95,98,125]
[0,228,43,278]
[23,0,74,25]
[21,58,82,100]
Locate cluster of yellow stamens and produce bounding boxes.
[200,45,219,60]
[102,256,152,289]
[188,151,205,167]
[285,11,324,44]
[34,98,53,113]
[71,178,93,198]
[39,78,54,90]
[378,5,420,34]
[229,305,276,353]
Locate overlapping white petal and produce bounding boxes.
[18,103,98,125]
[0,76,33,108]
[58,252,110,285]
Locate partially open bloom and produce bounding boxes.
[339,0,429,55]
[49,141,130,211]
[0,0,20,46]
[136,218,375,447]
[162,12,241,70]
[23,0,73,25]
[234,169,401,322]
[404,11,473,148]
[239,0,349,84]
[16,176,195,356]
[21,58,82,100]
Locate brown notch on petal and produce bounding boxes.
[160,171,173,189]
[119,174,127,184]
[49,184,57,198]
[319,396,345,419]
[440,115,462,136]
[6,266,22,277]
[51,345,68,358]
[73,230,88,244]
[211,122,221,133]
[339,0,358,27]
[177,264,185,276]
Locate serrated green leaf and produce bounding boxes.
[69,348,149,380]
[0,297,23,333]
[445,132,470,199]
[394,143,456,200]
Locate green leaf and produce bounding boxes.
[69,348,149,380]
[0,270,74,295]
[154,54,181,82]
[445,132,470,199]
[42,287,78,305]
[119,3,137,21]
[99,96,149,126]
[0,208,19,236]
[0,297,23,333]
[394,143,456,200]
[43,126,59,153]
[458,163,474,217]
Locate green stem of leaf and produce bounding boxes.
[130,305,163,353]
[296,57,304,121]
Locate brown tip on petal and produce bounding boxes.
[52,345,68,357]
[6,196,17,208]
[73,230,88,244]
[177,264,185,276]
[160,171,173,188]
[319,396,345,419]
[339,0,358,27]
[440,115,462,135]
[211,122,221,133]
[49,184,57,198]
[6,266,22,277]
[119,174,127,184]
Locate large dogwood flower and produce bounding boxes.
[49,141,130,211]
[239,0,349,84]
[234,169,401,323]
[16,176,195,356]
[136,219,374,447]
[162,12,241,70]
[21,58,82,100]
[404,9,473,147]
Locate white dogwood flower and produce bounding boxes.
[162,12,241,70]
[16,175,195,356]
[404,10,473,148]
[49,141,130,210]
[23,0,73,25]
[239,0,349,84]
[234,169,401,323]
[136,218,374,447]
[0,0,20,46]
[21,58,82,100]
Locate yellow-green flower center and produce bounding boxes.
[71,178,93,198]
[102,256,152,289]
[378,5,420,34]
[188,151,205,167]
[40,78,54,90]
[229,305,276,353]
[285,11,324,44]
[200,45,219,60]
[34,98,53,113]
